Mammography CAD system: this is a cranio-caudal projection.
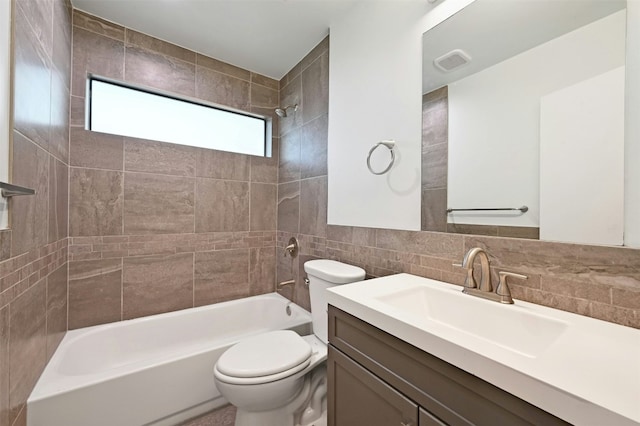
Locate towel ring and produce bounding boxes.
[367,140,396,175]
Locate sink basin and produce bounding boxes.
[374,285,568,358]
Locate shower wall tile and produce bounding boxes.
[68,259,122,328]
[0,306,8,426]
[278,129,301,183]
[46,264,68,359]
[16,0,53,56]
[70,127,124,170]
[251,73,279,91]
[125,46,196,97]
[124,138,196,177]
[72,9,125,41]
[196,54,251,81]
[299,177,327,238]
[69,96,85,127]
[250,137,279,184]
[48,156,69,243]
[0,231,9,263]
[125,29,196,63]
[196,66,250,110]
[249,247,276,296]
[194,249,250,306]
[279,75,303,136]
[195,149,250,181]
[123,253,194,319]
[277,182,300,233]
[11,132,49,256]
[250,183,277,231]
[300,114,328,179]
[71,27,124,97]
[49,70,70,163]
[8,281,47,425]
[195,179,249,233]
[12,407,26,426]
[13,6,51,152]
[123,173,195,235]
[282,36,329,87]
[301,51,329,123]
[69,168,123,237]
[52,0,72,79]
[251,84,279,108]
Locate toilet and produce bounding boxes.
[213,259,366,426]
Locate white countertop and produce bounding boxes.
[327,273,640,426]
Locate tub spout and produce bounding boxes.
[277,280,295,289]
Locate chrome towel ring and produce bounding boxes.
[366,140,396,175]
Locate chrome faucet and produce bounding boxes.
[455,247,527,304]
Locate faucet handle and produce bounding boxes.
[496,271,527,304]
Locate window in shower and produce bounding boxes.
[87,77,271,157]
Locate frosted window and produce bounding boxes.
[89,78,269,157]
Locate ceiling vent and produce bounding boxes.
[433,49,471,73]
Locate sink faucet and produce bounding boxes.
[461,247,492,292]
[455,248,526,304]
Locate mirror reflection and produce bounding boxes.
[421,0,627,246]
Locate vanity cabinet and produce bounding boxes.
[327,306,569,426]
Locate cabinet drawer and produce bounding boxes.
[328,306,569,426]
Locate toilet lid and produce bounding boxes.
[216,330,312,378]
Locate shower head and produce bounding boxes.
[275,104,298,118]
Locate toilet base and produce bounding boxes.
[233,366,327,426]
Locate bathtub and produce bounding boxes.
[27,293,311,426]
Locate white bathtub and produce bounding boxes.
[27,293,311,426]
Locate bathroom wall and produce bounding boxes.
[0,0,72,424]
[67,10,279,329]
[275,36,329,311]
[278,42,640,330]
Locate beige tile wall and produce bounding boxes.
[0,0,72,424]
[276,39,640,330]
[67,11,280,328]
[275,37,329,310]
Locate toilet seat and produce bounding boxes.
[214,330,312,385]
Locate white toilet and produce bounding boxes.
[213,259,366,426]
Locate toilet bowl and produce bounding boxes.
[213,259,365,426]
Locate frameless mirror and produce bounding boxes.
[421,0,628,246]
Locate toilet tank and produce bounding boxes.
[303,260,365,343]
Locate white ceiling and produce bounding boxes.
[71,0,361,80]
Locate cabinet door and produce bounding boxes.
[328,346,418,426]
[420,408,447,426]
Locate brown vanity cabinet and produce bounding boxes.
[327,306,570,426]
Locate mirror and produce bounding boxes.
[421,0,628,245]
